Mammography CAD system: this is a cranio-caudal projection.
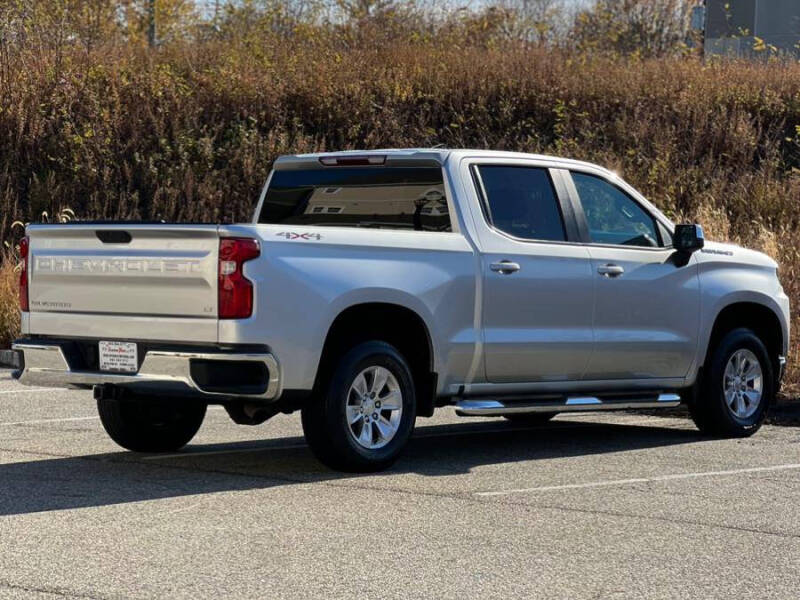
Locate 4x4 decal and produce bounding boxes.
[276,232,322,241]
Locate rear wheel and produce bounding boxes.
[503,413,557,425]
[97,395,207,452]
[690,328,773,437]
[301,341,416,472]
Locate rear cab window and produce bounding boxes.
[473,165,567,242]
[259,167,451,232]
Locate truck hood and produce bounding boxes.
[696,240,778,270]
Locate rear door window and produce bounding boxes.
[475,166,566,242]
[259,167,450,231]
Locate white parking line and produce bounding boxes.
[0,416,99,426]
[0,387,52,395]
[0,405,225,427]
[475,463,800,497]
[143,443,309,459]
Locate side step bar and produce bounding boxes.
[454,393,681,417]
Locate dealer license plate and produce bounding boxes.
[98,341,138,373]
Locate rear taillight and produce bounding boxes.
[218,237,260,319]
[18,236,29,312]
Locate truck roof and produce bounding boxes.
[273,148,613,176]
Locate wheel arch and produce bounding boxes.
[315,302,439,417]
[702,300,786,383]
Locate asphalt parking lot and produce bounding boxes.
[2,369,800,600]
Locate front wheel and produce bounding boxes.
[97,395,207,452]
[689,328,774,437]
[301,341,417,472]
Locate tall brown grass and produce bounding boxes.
[3,41,800,236]
[0,26,799,388]
[0,253,19,350]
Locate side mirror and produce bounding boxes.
[673,223,705,253]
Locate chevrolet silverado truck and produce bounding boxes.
[1,149,790,471]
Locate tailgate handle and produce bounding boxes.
[96,230,132,244]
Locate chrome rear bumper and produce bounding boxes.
[11,342,280,400]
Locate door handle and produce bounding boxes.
[597,264,624,277]
[490,260,521,275]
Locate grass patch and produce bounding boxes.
[0,18,798,388]
[0,253,19,350]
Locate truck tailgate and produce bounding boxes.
[26,224,220,343]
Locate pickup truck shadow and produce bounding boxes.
[0,419,706,517]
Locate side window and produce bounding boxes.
[476,166,566,242]
[657,222,673,248]
[571,172,661,248]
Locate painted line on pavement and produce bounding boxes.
[0,387,52,395]
[142,443,310,459]
[475,463,800,497]
[0,416,99,426]
[0,405,226,426]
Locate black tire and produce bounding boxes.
[97,395,207,452]
[503,413,557,425]
[689,327,774,437]
[301,341,417,472]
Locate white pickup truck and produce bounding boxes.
[3,149,790,471]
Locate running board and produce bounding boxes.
[454,393,681,417]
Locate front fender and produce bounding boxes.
[689,258,790,385]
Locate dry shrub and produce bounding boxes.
[1,23,800,389]
[2,37,800,246]
[770,227,800,393]
[0,252,20,350]
[692,204,731,242]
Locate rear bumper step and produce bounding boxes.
[0,349,22,371]
[454,393,681,416]
[12,342,280,400]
